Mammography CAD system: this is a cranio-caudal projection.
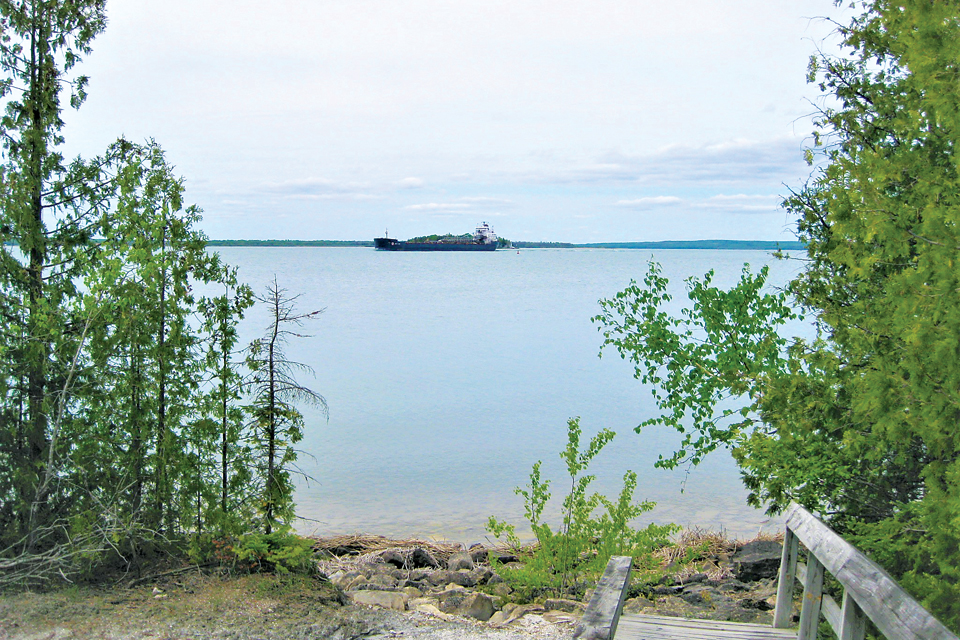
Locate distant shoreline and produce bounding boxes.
[207,239,806,251]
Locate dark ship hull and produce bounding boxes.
[374,237,497,251]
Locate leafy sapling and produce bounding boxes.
[487,417,675,597]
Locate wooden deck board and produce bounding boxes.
[616,614,798,640]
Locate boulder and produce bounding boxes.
[349,590,407,611]
[680,584,730,607]
[488,611,508,626]
[446,571,478,588]
[350,582,399,591]
[713,599,769,624]
[401,586,423,598]
[447,551,475,571]
[437,587,469,613]
[410,547,440,569]
[732,540,783,582]
[408,596,440,609]
[469,544,488,564]
[542,611,579,624]
[331,570,364,589]
[470,565,494,585]
[456,592,496,621]
[344,575,369,591]
[622,597,655,615]
[414,603,455,621]
[491,552,519,564]
[652,584,684,596]
[378,549,406,569]
[739,595,775,611]
[738,581,777,611]
[496,603,544,625]
[369,573,398,588]
[543,598,585,613]
[425,570,452,586]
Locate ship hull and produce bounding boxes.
[374,238,497,251]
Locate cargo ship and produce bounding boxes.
[374,222,498,251]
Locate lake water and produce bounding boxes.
[211,247,809,544]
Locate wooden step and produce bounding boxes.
[615,614,798,640]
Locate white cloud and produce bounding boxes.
[403,203,472,211]
[695,193,782,212]
[395,177,424,188]
[459,196,513,205]
[286,193,383,201]
[249,177,393,202]
[615,196,683,207]
[482,138,810,189]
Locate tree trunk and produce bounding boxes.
[24,3,50,553]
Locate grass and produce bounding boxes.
[0,571,345,639]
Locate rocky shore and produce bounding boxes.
[1,532,792,640]
[315,532,791,633]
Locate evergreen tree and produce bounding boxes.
[80,141,226,534]
[0,1,264,582]
[0,0,108,550]
[245,278,326,534]
[199,266,255,534]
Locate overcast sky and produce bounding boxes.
[60,0,845,243]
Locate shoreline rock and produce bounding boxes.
[318,535,793,631]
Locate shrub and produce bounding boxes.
[487,418,677,599]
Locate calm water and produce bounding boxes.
[211,247,808,543]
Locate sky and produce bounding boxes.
[59,0,846,243]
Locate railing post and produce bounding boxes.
[797,554,825,640]
[774,527,799,628]
[573,555,633,640]
[839,590,867,640]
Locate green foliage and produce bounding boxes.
[0,0,109,553]
[245,279,327,535]
[0,2,321,584]
[199,267,256,534]
[487,418,677,599]
[594,263,796,470]
[189,530,317,575]
[592,1,960,630]
[224,532,317,575]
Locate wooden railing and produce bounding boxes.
[573,555,633,640]
[773,502,958,640]
[574,502,958,640]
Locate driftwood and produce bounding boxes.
[309,534,464,561]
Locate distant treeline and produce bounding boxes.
[512,241,576,248]
[508,240,806,250]
[208,239,374,247]
[575,240,806,250]
[207,239,805,250]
